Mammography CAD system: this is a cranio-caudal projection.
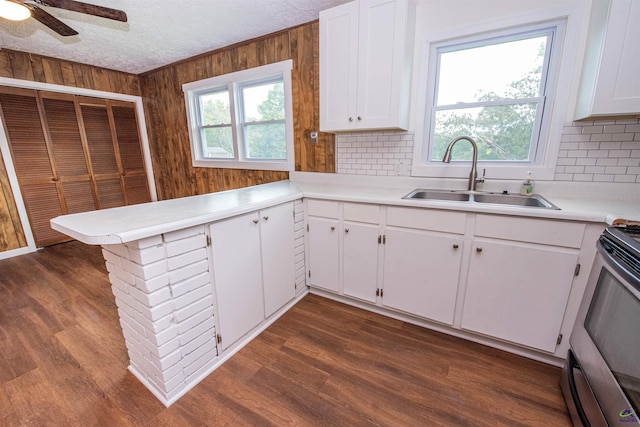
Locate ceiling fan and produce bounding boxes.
[0,0,127,36]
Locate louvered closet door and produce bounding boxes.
[0,87,67,246]
[1,88,151,247]
[79,99,125,209]
[112,103,150,205]
[41,93,97,215]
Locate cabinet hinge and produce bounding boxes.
[307,224,309,232]
[206,235,211,247]
[574,263,581,276]
[376,288,384,297]
[557,334,563,346]
[216,334,222,344]
[308,270,311,278]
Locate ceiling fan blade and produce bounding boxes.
[38,0,127,22]
[30,6,79,36]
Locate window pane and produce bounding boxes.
[244,123,286,159]
[437,36,547,106]
[198,90,231,125]
[242,81,285,122]
[202,126,234,158]
[431,103,537,161]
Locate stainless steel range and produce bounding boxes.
[562,226,640,426]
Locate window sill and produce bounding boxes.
[192,158,294,171]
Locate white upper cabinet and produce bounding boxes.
[575,0,640,120]
[320,0,416,132]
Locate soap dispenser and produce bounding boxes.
[520,171,534,196]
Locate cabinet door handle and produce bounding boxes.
[330,226,335,231]
[263,216,269,220]
[476,247,483,253]
[348,117,354,122]
[253,219,259,224]
[453,244,459,249]
[345,228,349,233]
[52,177,59,182]
[357,116,362,121]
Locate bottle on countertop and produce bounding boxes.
[520,171,534,196]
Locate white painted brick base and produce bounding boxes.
[102,225,217,403]
[294,199,307,295]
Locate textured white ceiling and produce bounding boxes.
[0,0,351,74]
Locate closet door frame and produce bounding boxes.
[0,77,156,258]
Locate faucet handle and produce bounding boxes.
[476,168,486,184]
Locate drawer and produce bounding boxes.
[474,215,586,248]
[307,199,340,219]
[344,203,379,224]
[386,207,467,234]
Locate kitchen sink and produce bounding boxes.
[473,193,558,208]
[402,189,470,202]
[403,189,560,209]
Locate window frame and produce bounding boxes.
[183,60,294,171]
[411,18,569,181]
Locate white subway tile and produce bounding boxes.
[614,175,637,183]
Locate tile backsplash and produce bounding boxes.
[335,118,640,182]
[556,118,640,182]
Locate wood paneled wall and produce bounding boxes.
[140,21,335,200]
[0,50,141,251]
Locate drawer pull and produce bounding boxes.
[453,244,459,249]
[476,247,483,253]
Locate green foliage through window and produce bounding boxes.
[430,31,552,163]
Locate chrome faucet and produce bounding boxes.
[442,136,485,191]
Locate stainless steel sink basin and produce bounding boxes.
[402,189,470,202]
[403,189,559,210]
[473,193,559,209]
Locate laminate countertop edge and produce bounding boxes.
[50,181,304,245]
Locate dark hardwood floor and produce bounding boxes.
[0,241,572,426]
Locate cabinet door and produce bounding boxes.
[356,0,410,130]
[319,0,359,131]
[343,221,379,303]
[461,240,578,353]
[382,228,463,325]
[307,216,340,292]
[592,0,640,116]
[260,202,296,318]
[210,212,265,351]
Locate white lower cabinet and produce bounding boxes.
[461,240,578,353]
[261,203,296,318]
[382,228,463,325]
[307,216,340,293]
[305,199,591,359]
[210,202,295,351]
[343,221,379,303]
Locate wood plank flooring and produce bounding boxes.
[0,241,572,426]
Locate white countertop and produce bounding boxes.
[295,181,640,223]
[50,181,303,245]
[51,174,640,245]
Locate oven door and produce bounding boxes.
[569,242,640,426]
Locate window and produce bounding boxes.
[183,60,294,171]
[413,20,566,179]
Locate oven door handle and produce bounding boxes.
[567,351,592,427]
[598,240,640,292]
